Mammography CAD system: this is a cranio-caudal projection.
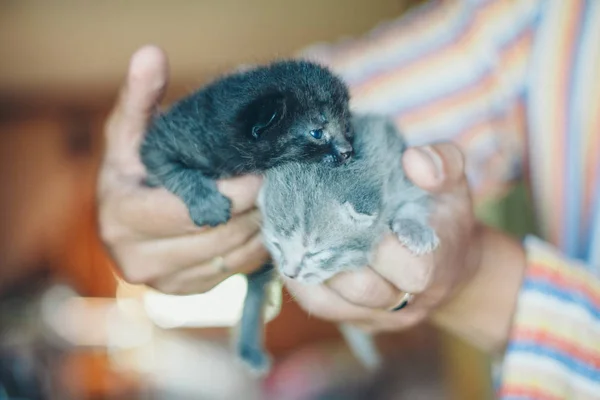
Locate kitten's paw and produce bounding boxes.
[238,345,272,377]
[188,194,232,227]
[391,218,440,255]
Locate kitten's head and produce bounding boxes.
[258,163,383,285]
[235,60,354,168]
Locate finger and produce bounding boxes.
[109,185,203,238]
[151,234,269,295]
[110,176,264,238]
[135,210,262,273]
[217,175,263,214]
[104,45,169,172]
[285,280,384,323]
[402,142,466,193]
[325,267,402,309]
[146,273,226,296]
[352,308,429,333]
[220,234,270,275]
[370,234,435,294]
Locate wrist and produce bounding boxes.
[431,226,527,354]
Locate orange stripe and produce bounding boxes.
[397,71,496,125]
[329,0,463,70]
[584,59,600,228]
[351,12,486,101]
[511,328,600,369]
[397,26,531,134]
[498,386,563,400]
[528,261,600,309]
[554,1,584,247]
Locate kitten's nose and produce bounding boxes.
[282,264,300,279]
[332,142,353,164]
[339,149,353,161]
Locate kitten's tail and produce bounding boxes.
[338,323,382,369]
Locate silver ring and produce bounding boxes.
[210,256,227,274]
[389,292,414,312]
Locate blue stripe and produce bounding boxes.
[522,279,600,320]
[588,155,600,270]
[387,64,494,119]
[564,1,589,259]
[346,0,474,87]
[383,7,541,130]
[505,341,600,382]
[395,95,504,143]
[584,0,600,273]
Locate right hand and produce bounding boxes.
[97,45,269,295]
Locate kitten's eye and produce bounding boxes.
[310,128,324,139]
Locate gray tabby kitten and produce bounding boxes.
[259,113,439,281]
[241,113,439,373]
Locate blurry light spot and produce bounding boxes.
[142,274,248,329]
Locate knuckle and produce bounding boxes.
[397,259,433,294]
[119,266,153,286]
[160,283,214,296]
[114,249,160,285]
[439,142,466,180]
[346,275,381,305]
[98,220,124,245]
[97,202,130,245]
[294,292,329,317]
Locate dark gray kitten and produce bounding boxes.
[140,60,353,227]
[245,113,440,372]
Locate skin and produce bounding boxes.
[98,45,527,354]
[98,45,269,295]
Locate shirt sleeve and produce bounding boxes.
[298,0,543,203]
[498,235,600,399]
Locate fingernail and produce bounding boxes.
[416,145,444,182]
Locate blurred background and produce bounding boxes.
[0,1,536,398]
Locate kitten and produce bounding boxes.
[259,113,439,283]
[140,59,354,227]
[246,113,439,371]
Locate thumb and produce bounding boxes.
[104,45,169,172]
[402,142,466,193]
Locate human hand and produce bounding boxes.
[97,45,269,294]
[285,143,482,332]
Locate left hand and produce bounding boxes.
[284,143,483,332]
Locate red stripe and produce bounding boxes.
[511,328,600,369]
[352,11,481,98]
[498,386,563,400]
[528,261,600,309]
[395,71,496,125]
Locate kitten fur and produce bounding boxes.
[240,113,439,373]
[258,113,440,285]
[140,60,354,227]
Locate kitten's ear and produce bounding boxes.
[248,93,287,139]
[339,201,378,227]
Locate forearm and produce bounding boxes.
[431,225,527,354]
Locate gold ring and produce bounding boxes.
[210,256,227,273]
[389,292,414,312]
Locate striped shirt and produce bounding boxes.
[300,0,600,398]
